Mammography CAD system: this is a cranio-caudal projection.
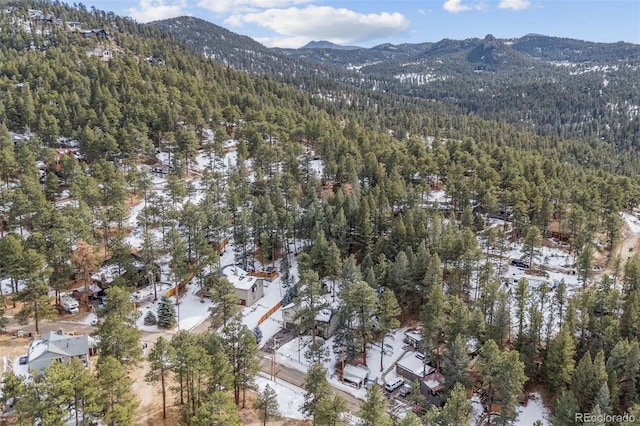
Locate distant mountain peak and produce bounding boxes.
[300,40,361,50]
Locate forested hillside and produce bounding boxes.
[1,1,640,425]
[157,17,640,159]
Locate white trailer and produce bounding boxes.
[60,295,79,314]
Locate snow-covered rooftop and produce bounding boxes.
[316,308,333,323]
[397,352,433,377]
[404,330,422,342]
[28,332,89,364]
[343,364,369,384]
[422,371,444,392]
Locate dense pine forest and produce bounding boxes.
[0,1,640,425]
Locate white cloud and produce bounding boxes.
[197,0,312,14]
[498,0,532,10]
[442,0,485,13]
[443,0,471,13]
[126,0,188,23]
[226,6,410,47]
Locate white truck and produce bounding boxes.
[60,295,80,314]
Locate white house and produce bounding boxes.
[86,47,112,62]
[222,265,264,307]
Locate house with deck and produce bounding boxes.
[86,47,112,62]
[281,298,339,338]
[222,265,264,307]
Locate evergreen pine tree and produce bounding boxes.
[593,382,612,416]
[145,337,175,420]
[144,310,157,326]
[572,351,598,412]
[301,362,330,417]
[377,288,401,372]
[253,384,280,426]
[157,295,177,329]
[314,393,346,426]
[544,325,575,395]
[396,412,423,426]
[477,340,527,423]
[437,382,473,426]
[97,356,139,425]
[94,286,142,366]
[0,303,7,332]
[359,384,392,426]
[192,391,240,426]
[441,334,471,397]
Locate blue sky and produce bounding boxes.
[78,0,640,48]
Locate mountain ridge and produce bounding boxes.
[147,16,640,153]
[301,40,361,50]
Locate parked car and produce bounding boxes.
[385,377,404,392]
[399,383,412,397]
[511,259,529,269]
[19,356,28,365]
[363,377,379,389]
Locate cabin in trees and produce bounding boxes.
[146,56,166,66]
[86,47,112,62]
[420,371,446,407]
[546,221,572,243]
[66,21,82,31]
[281,303,299,330]
[80,29,110,39]
[91,255,161,290]
[315,307,338,339]
[27,331,91,372]
[396,352,435,383]
[404,329,423,349]
[281,303,339,339]
[221,265,264,307]
[28,9,59,25]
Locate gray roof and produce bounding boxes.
[343,364,369,384]
[28,332,89,362]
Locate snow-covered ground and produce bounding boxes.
[255,374,308,420]
[516,393,550,425]
[276,328,411,401]
[0,141,607,423]
[472,392,550,426]
[134,279,213,332]
[622,211,640,235]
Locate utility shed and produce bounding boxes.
[342,364,370,388]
